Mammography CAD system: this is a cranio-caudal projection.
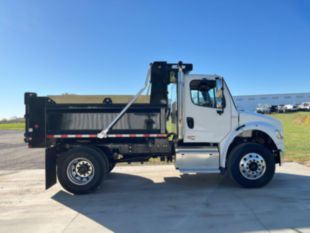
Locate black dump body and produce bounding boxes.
[24,61,193,190]
[24,61,193,160]
[24,93,167,148]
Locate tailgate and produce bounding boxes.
[24,92,47,148]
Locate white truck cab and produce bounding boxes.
[172,69,284,187]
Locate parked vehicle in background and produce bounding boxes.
[283,104,296,112]
[256,104,271,114]
[298,102,310,111]
[293,104,300,112]
[257,102,309,114]
[276,104,286,113]
[270,105,278,113]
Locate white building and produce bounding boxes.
[233,92,310,112]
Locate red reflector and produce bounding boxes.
[34,124,39,129]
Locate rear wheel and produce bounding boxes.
[228,143,275,188]
[57,146,108,194]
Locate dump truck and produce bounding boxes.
[24,61,284,194]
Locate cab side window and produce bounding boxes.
[190,80,217,108]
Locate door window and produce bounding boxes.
[190,80,217,108]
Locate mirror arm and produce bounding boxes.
[215,77,225,115]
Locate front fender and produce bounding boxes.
[219,121,284,168]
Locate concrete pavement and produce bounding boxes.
[0,131,44,171]
[1,131,310,233]
[1,163,310,233]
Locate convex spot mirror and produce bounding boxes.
[215,78,225,114]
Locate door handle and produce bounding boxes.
[186,117,194,129]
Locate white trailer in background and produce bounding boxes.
[234,93,310,112]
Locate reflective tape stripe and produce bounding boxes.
[108,134,167,138]
[47,134,97,138]
[47,134,167,139]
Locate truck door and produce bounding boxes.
[183,77,232,143]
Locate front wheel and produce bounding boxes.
[228,143,275,188]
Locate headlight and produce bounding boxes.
[275,130,283,140]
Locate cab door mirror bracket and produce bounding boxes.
[215,77,225,115]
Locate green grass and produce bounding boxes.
[271,112,310,165]
[0,122,25,131]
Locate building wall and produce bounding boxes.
[233,92,310,112]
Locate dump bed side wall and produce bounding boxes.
[46,104,165,135]
[25,94,167,148]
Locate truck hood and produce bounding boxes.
[239,112,283,132]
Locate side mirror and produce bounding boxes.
[215,78,225,114]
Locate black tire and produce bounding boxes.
[57,146,108,194]
[228,143,275,188]
[90,146,110,176]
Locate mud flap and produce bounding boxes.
[45,147,57,189]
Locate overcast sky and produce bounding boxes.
[0,0,310,119]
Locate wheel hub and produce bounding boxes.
[249,162,258,171]
[239,153,266,180]
[76,161,92,177]
[67,158,95,185]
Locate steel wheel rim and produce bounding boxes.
[239,153,266,180]
[67,157,95,185]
